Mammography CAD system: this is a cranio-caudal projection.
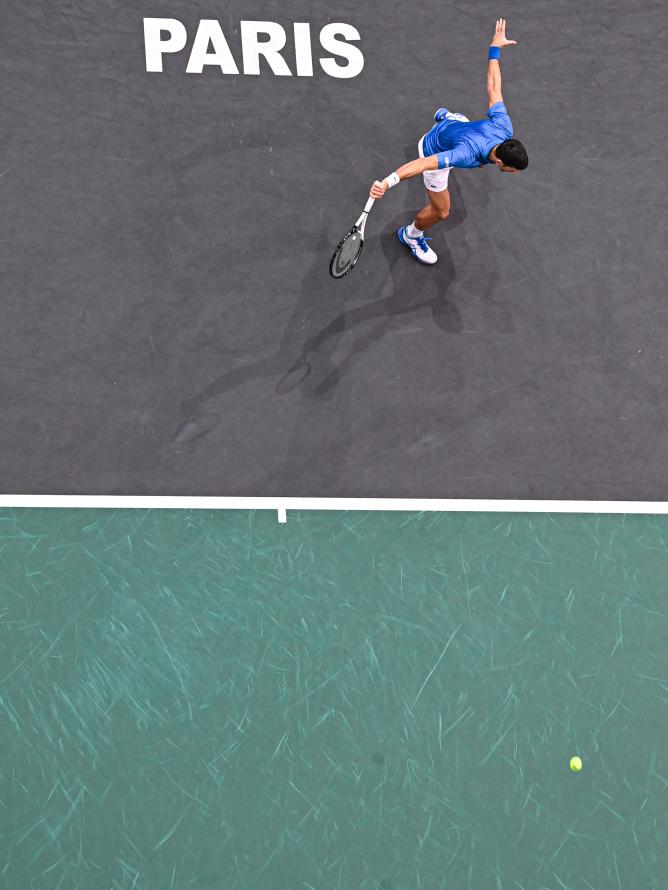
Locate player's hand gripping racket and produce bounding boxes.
[329,197,375,279]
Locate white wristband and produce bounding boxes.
[384,172,400,189]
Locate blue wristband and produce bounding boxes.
[488,46,501,60]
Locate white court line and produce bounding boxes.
[1,495,668,522]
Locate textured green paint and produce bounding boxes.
[1,509,667,889]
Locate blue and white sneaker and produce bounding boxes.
[397,227,438,265]
[434,108,470,124]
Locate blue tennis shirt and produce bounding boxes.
[422,102,513,169]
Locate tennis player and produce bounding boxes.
[370,19,528,265]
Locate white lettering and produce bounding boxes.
[240,21,292,76]
[143,18,188,72]
[186,20,239,74]
[293,23,314,77]
[319,23,364,79]
[142,18,365,79]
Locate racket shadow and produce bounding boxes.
[172,215,351,440]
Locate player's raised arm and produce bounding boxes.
[487,18,516,108]
[369,156,439,199]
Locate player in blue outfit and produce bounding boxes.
[370,19,528,265]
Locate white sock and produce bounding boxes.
[406,222,424,239]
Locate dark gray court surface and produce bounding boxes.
[3,0,667,498]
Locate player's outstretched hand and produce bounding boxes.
[491,18,517,47]
[370,180,388,199]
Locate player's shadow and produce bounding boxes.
[299,215,465,399]
[173,180,467,445]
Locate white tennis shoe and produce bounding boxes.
[397,227,438,265]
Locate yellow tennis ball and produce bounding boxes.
[570,756,583,772]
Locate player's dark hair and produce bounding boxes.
[496,139,528,170]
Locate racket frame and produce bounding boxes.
[329,197,375,279]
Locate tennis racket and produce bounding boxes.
[329,197,375,279]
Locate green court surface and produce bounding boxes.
[1,509,666,889]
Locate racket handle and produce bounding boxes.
[363,197,375,214]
